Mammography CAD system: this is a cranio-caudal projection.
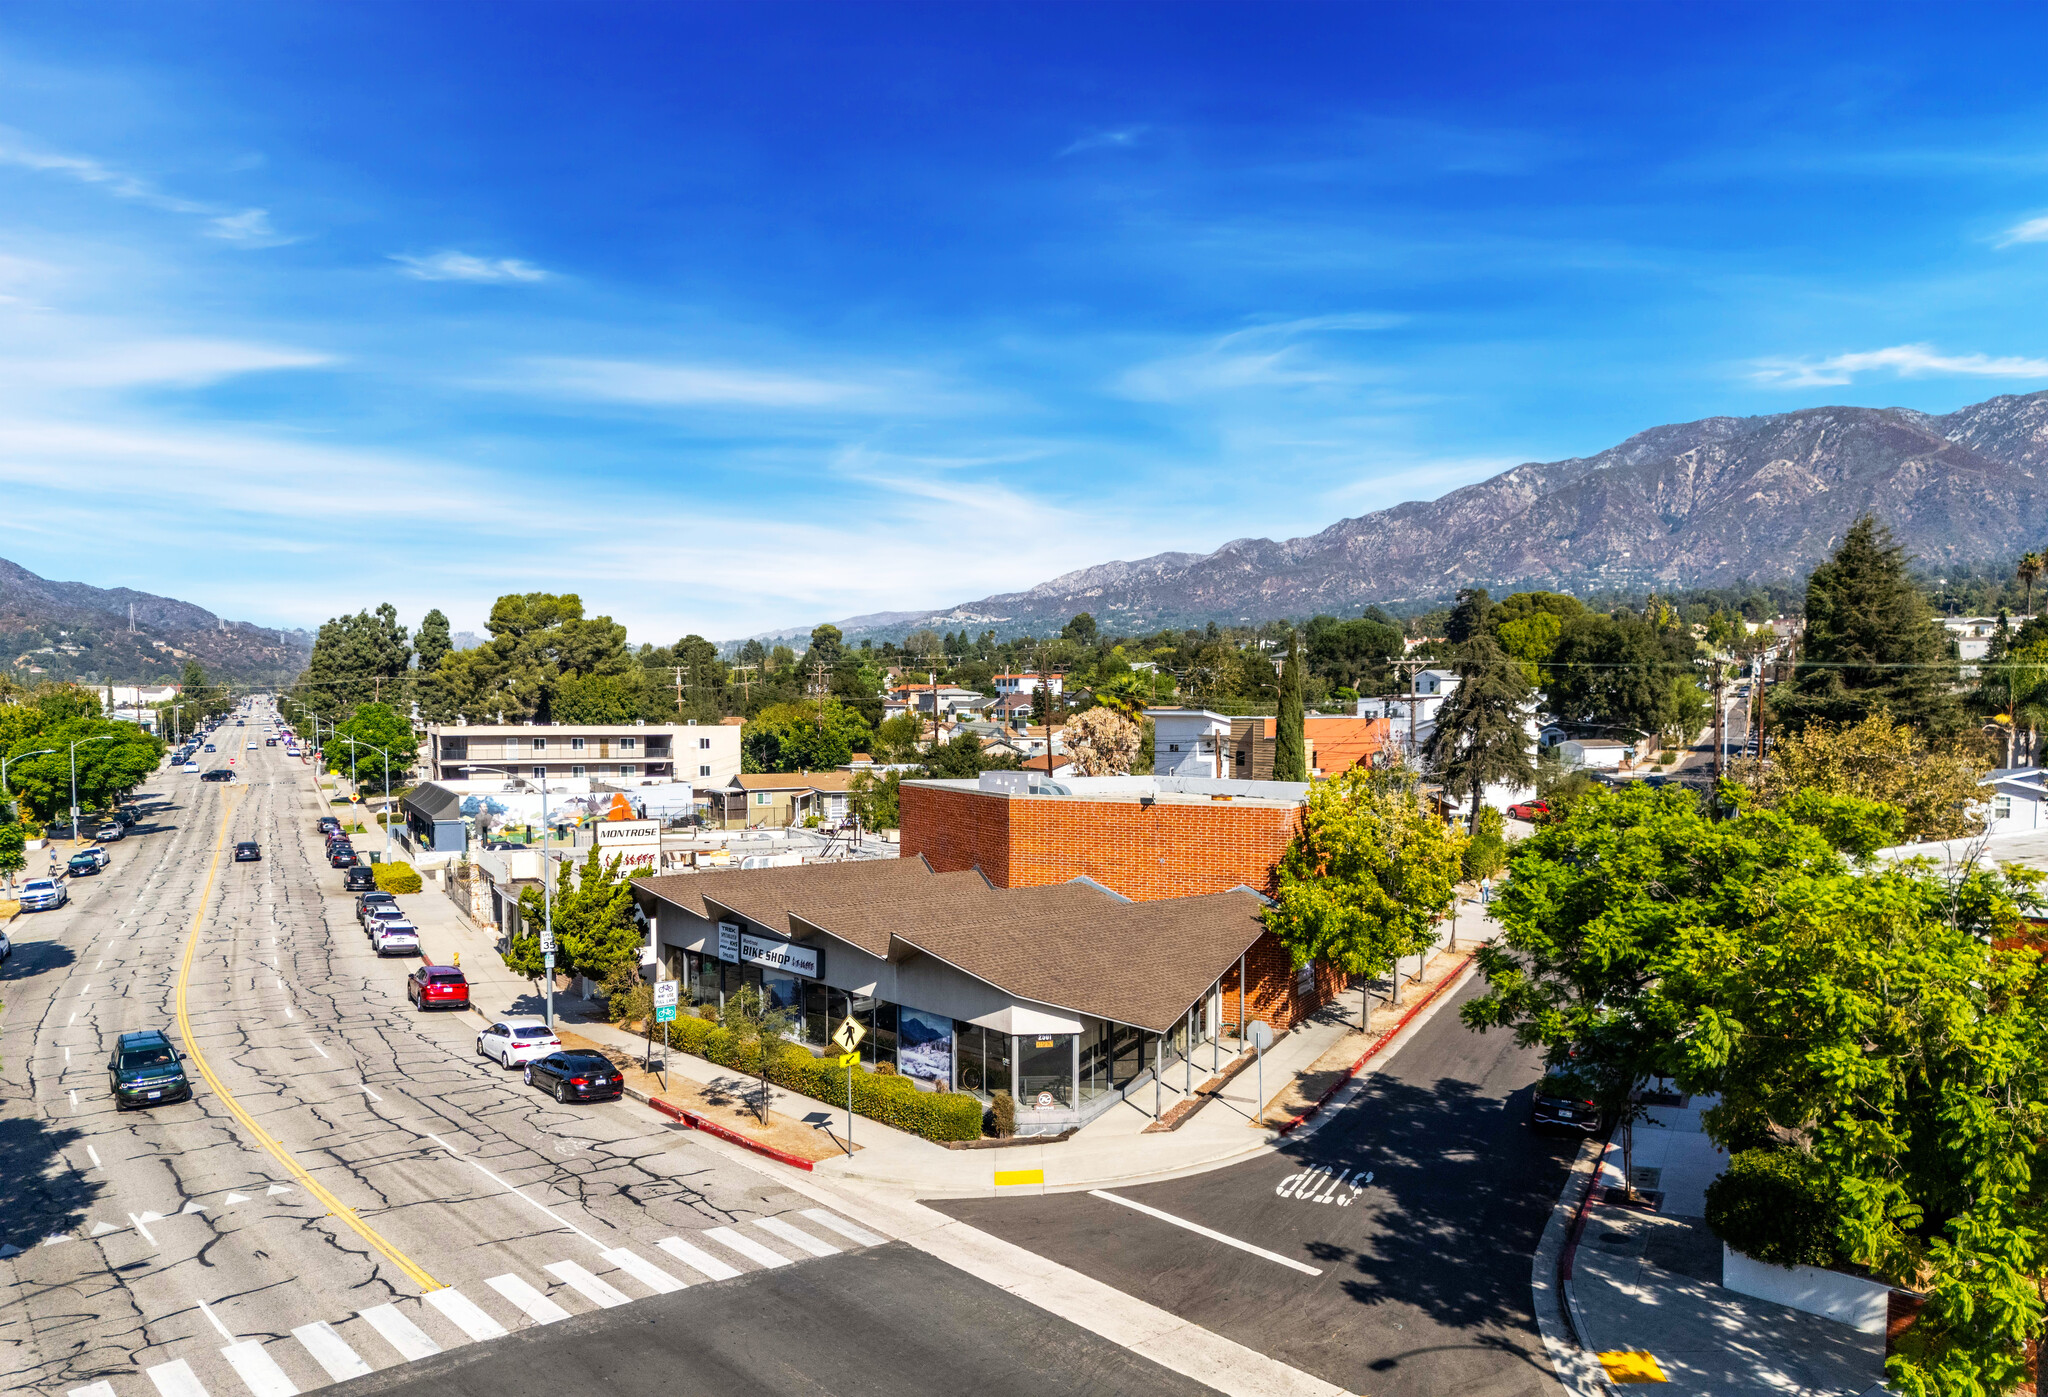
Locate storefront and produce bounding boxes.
[633,857,1265,1134]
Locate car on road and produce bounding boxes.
[317,816,341,835]
[67,851,105,877]
[18,878,67,911]
[1506,800,1550,821]
[203,744,216,752]
[357,889,398,921]
[201,769,233,783]
[343,865,377,892]
[182,762,200,774]
[109,1030,192,1110]
[95,822,123,842]
[524,1050,623,1103]
[1531,1073,1601,1133]
[477,1018,562,1068]
[372,919,419,956]
[247,742,258,751]
[234,841,261,862]
[265,738,276,746]
[329,846,358,868]
[408,965,470,1010]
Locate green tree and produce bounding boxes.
[1062,612,1098,643]
[0,822,25,889]
[1266,765,1464,1030]
[1546,613,1681,738]
[1304,614,1404,693]
[1272,634,1308,781]
[1734,710,1986,843]
[870,713,926,765]
[920,733,1020,779]
[742,700,872,773]
[848,769,903,830]
[415,609,453,673]
[324,702,419,793]
[553,671,646,723]
[1444,587,1494,644]
[1495,611,1562,686]
[4,719,162,824]
[515,847,641,984]
[304,603,413,712]
[1778,515,1961,738]
[1422,634,1535,827]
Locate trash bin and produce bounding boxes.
[367,852,381,865]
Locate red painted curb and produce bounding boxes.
[1274,951,1478,1137]
[649,1096,816,1171]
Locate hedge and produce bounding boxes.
[374,861,424,895]
[1704,1148,1840,1268]
[658,1012,983,1143]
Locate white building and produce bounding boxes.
[1979,768,2048,834]
[1556,738,1632,770]
[1942,616,2001,666]
[1144,708,1231,779]
[427,719,740,788]
[993,672,1063,698]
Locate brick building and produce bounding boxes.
[900,772,1344,1033]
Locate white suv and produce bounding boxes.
[371,919,419,957]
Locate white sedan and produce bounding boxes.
[476,1018,561,1068]
[247,742,258,750]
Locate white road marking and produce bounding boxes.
[755,1217,839,1256]
[69,1012,76,1025]
[704,1226,792,1269]
[307,1041,327,1059]
[358,1302,441,1361]
[285,1005,294,1019]
[68,1089,77,1109]
[198,1297,234,1341]
[223,1191,249,1205]
[486,1273,570,1325]
[544,1260,631,1308]
[96,960,104,970]
[1089,1189,1322,1276]
[69,1383,117,1397]
[800,1209,887,1246]
[421,1131,604,1249]
[145,1359,209,1397]
[266,1185,292,1197]
[80,984,91,995]
[64,1046,71,1064]
[291,1320,373,1380]
[356,1084,382,1103]
[128,1212,157,1247]
[89,1222,120,1237]
[181,1200,207,1214]
[656,1235,742,1281]
[600,1246,686,1294]
[221,1340,300,1397]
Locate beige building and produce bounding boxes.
[426,720,741,787]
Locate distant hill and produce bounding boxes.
[0,557,312,686]
[770,389,2048,641]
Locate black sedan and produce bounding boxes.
[328,845,358,868]
[523,1050,624,1103]
[234,841,261,862]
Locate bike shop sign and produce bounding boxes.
[594,819,661,873]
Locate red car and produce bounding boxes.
[1506,800,1551,821]
[407,964,470,1011]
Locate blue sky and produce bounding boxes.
[2,2,2046,644]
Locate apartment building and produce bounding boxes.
[425,720,741,786]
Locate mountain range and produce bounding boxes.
[0,557,312,686]
[767,389,2048,642]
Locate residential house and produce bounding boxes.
[1145,709,1232,779]
[994,672,1063,699]
[1980,768,2048,834]
[883,684,988,720]
[714,772,857,828]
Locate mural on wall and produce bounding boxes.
[897,1006,954,1085]
[458,791,606,834]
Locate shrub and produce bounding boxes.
[373,861,423,895]
[603,960,651,1025]
[1704,1148,1840,1269]
[991,1090,1017,1138]
[1462,806,1508,882]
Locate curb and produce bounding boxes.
[632,1087,817,1172]
[1274,950,1478,1137]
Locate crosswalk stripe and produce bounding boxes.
[221,1340,300,1397]
[755,1216,839,1256]
[656,1235,743,1280]
[71,1383,119,1397]
[487,1272,571,1325]
[423,1287,507,1342]
[545,1260,631,1309]
[146,1360,210,1397]
[357,1303,441,1361]
[801,1208,888,1247]
[601,1246,687,1294]
[291,1321,374,1381]
[705,1225,792,1269]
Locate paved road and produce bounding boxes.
[934,977,1580,1397]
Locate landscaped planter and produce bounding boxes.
[1721,1244,1893,1333]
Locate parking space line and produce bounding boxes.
[1087,1190,1322,1276]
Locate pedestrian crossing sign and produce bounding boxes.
[836,1052,859,1068]
[832,1017,866,1053]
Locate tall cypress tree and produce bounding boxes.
[1778,516,1960,738]
[1273,634,1309,781]
[1423,634,1536,826]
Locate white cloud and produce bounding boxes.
[392,251,548,283]
[1118,313,1403,402]
[1750,343,2048,388]
[1998,215,2048,248]
[0,130,287,246]
[207,209,280,243]
[0,337,331,391]
[1059,126,1149,157]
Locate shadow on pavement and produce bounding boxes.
[0,1114,104,1251]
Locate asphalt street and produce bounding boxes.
[0,709,1206,1397]
[935,976,1581,1397]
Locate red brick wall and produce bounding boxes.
[901,783,1301,900]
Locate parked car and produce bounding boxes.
[234,842,261,862]
[407,964,469,1010]
[1506,800,1550,821]
[67,851,104,877]
[95,823,123,842]
[357,890,398,923]
[0,928,11,961]
[203,744,216,753]
[318,816,342,834]
[109,1030,192,1110]
[372,920,419,957]
[329,846,358,869]
[1531,1073,1601,1133]
[18,878,67,911]
[265,738,277,746]
[476,1018,562,1068]
[524,1050,623,1103]
[343,865,377,892]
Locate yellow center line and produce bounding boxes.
[173,784,443,1292]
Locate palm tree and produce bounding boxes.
[2020,552,2044,618]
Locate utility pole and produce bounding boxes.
[1710,660,1727,779]
[673,666,685,715]
[811,658,831,725]
[1387,657,1427,759]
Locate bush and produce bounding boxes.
[373,861,423,895]
[1704,1148,1840,1268]
[1463,806,1508,882]
[603,960,652,1024]
[991,1090,1016,1138]
[659,1013,983,1143]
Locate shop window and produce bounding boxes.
[1078,1023,1112,1103]
[1018,1034,1075,1111]
[803,982,833,1046]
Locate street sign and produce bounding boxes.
[655,1005,677,1024]
[1247,1020,1274,1052]
[540,931,555,952]
[832,1017,866,1053]
[836,1051,859,1068]
[652,980,679,1010]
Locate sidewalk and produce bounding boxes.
[1559,1101,1887,1395]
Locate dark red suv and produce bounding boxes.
[407,965,470,1011]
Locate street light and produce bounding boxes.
[69,735,117,843]
[469,764,557,1028]
[1,746,55,885]
[334,736,399,863]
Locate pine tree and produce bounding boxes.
[416,609,452,673]
[1422,634,1536,826]
[1778,515,1960,738]
[1272,634,1308,781]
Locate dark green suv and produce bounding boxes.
[109,1030,193,1110]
